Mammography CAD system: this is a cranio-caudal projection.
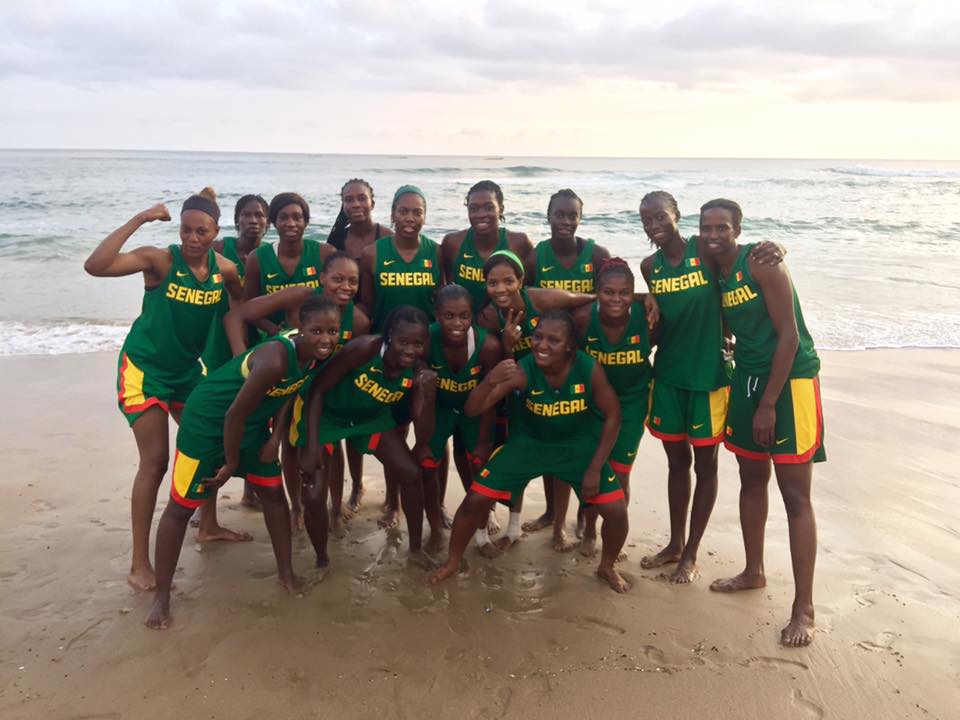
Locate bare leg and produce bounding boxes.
[196,487,253,543]
[710,457,769,592]
[521,476,555,532]
[374,429,427,561]
[595,499,630,593]
[328,443,347,536]
[422,466,445,555]
[345,443,365,513]
[128,407,170,591]
[281,434,304,533]
[641,440,690,569]
[429,492,497,584]
[776,463,817,647]
[551,479,578,552]
[582,470,630,558]
[303,465,331,567]
[240,480,262,510]
[145,500,194,629]
[669,445,719,583]
[254,483,302,593]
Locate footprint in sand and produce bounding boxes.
[791,689,825,719]
[857,630,897,652]
[743,656,809,672]
[571,615,627,636]
[32,499,55,512]
[639,644,668,665]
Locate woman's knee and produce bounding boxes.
[255,484,288,505]
[664,442,692,473]
[780,483,812,519]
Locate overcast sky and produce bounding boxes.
[2,0,959,158]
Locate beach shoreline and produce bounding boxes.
[1,349,957,719]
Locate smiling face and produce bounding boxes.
[320,256,360,307]
[699,207,741,257]
[531,318,574,370]
[485,261,522,310]
[237,199,268,244]
[597,272,633,321]
[385,320,428,368]
[342,182,374,225]
[179,210,218,262]
[548,196,582,242]
[639,196,681,248]
[467,189,501,235]
[437,296,473,345]
[391,193,426,241]
[299,308,342,361]
[275,203,307,244]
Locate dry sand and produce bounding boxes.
[1,349,958,719]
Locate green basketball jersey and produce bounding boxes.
[180,332,315,450]
[496,288,540,358]
[221,236,245,280]
[454,227,508,312]
[256,239,323,325]
[427,323,487,410]
[200,237,245,372]
[334,299,356,351]
[121,244,224,382]
[371,235,441,331]
[582,300,652,404]
[535,238,596,293]
[718,243,820,378]
[649,239,727,391]
[508,350,602,444]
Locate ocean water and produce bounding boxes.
[1,150,958,355]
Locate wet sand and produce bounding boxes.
[1,349,957,719]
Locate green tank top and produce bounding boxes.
[535,238,596,293]
[718,244,820,378]
[582,300,652,404]
[200,237,245,372]
[221,237,245,280]
[508,351,602,444]
[496,288,539,358]
[334,299,356,351]
[180,332,315,449]
[371,235,441,331]
[427,323,487,410]
[649,239,727,391]
[454,227,508,312]
[121,244,224,381]
[256,240,323,325]
[322,350,415,427]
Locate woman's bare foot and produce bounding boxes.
[552,530,579,553]
[521,513,553,533]
[640,544,682,569]
[597,565,630,593]
[290,507,304,534]
[331,513,347,538]
[346,484,365,514]
[579,535,598,557]
[781,605,815,647]
[278,572,305,596]
[476,542,502,559]
[668,558,700,584]
[709,571,766,593]
[425,531,446,556]
[127,565,156,592]
[486,513,501,536]
[441,506,453,530]
[377,507,400,529]
[144,595,171,629]
[494,535,520,551]
[427,560,459,585]
[197,525,253,543]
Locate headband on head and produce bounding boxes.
[393,184,426,207]
[488,249,525,280]
[181,196,220,223]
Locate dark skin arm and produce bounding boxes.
[206,341,292,487]
[409,367,439,463]
[259,398,293,464]
[243,251,282,337]
[224,287,314,355]
[527,287,595,313]
[469,332,504,464]
[581,364,621,499]
[358,245,377,317]
[570,303,592,344]
[508,231,537,285]
[352,305,371,336]
[83,204,173,282]
[440,230,466,284]
[749,258,801,448]
[216,255,243,303]
[464,358,527,417]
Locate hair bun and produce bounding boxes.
[198,186,217,203]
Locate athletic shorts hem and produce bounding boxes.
[609,460,633,473]
[723,440,770,461]
[247,473,282,488]
[585,489,625,505]
[170,481,205,509]
[646,425,687,442]
[690,432,724,447]
[470,481,511,501]
[421,457,442,469]
[724,438,823,465]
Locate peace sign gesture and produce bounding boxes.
[501,306,525,353]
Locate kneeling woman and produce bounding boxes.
[294,306,437,568]
[146,296,342,629]
[430,311,631,592]
[700,198,824,648]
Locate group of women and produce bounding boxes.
[85,178,824,648]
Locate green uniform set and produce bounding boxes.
[201,236,244,372]
[371,235,441,331]
[718,244,825,464]
[170,333,316,508]
[453,227,509,312]
[423,323,488,465]
[647,239,730,446]
[117,245,224,426]
[582,300,653,472]
[255,239,323,325]
[471,351,622,507]
[289,349,414,455]
[496,289,540,358]
[534,238,597,293]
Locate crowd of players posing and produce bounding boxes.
[84,179,825,647]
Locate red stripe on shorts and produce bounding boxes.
[470,481,511,501]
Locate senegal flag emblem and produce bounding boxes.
[583,263,593,273]
[401,378,413,388]
[423,259,433,268]
[735,271,743,282]
[629,335,641,344]
[687,257,701,267]
[571,383,585,394]
[211,273,222,283]
[305,266,317,276]
[470,365,481,376]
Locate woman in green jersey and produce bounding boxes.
[244,192,333,336]
[700,199,823,648]
[145,296,342,629]
[552,258,654,555]
[440,180,535,312]
[638,191,783,584]
[429,310,631,592]
[224,251,371,536]
[529,189,610,293]
[325,179,391,513]
[201,193,270,511]
[475,250,596,544]
[295,306,438,569]
[420,285,503,556]
[84,188,244,591]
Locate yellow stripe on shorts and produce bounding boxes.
[288,395,304,446]
[708,386,730,438]
[173,451,201,500]
[790,378,819,457]
[120,354,147,409]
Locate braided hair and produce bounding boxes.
[596,257,634,288]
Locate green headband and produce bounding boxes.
[488,249,524,280]
[392,184,426,208]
